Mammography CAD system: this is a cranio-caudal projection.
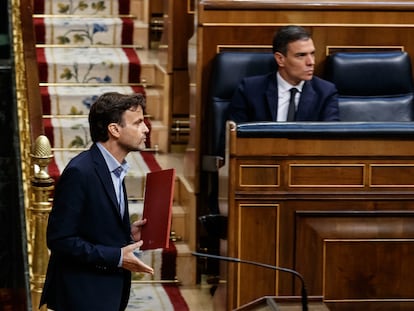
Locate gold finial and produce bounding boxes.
[30,135,53,180]
[32,135,52,158]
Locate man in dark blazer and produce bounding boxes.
[40,92,154,311]
[229,25,339,122]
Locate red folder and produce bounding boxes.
[140,168,175,250]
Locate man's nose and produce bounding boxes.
[307,55,315,65]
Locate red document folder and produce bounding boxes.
[140,168,175,250]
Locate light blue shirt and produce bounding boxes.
[96,143,130,267]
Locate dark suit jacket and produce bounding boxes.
[40,143,132,311]
[229,72,340,122]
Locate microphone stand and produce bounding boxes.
[192,252,308,311]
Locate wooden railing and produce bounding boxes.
[11,0,46,309]
[12,0,44,211]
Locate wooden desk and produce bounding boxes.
[223,122,414,311]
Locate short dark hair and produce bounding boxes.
[272,25,312,55]
[89,92,146,143]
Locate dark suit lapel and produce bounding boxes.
[122,181,131,232]
[90,144,121,216]
[297,80,316,120]
[266,73,279,121]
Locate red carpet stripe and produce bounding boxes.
[161,243,178,280]
[118,0,130,14]
[34,18,45,44]
[162,284,190,311]
[33,0,44,14]
[131,85,145,95]
[36,48,48,82]
[140,151,162,172]
[123,48,141,83]
[121,18,134,45]
[40,87,51,115]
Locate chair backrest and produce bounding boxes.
[204,51,276,166]
[325,51,414,121]
[201,51,276,216]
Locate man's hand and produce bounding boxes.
[130,219,147,242]
[121,241,154,274]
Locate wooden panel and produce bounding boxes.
[295,212,414,307]
[239,164,280,188]
[232,138,414,157]
[324,240,414,300]
[200,0,414,11]
[158,0,194,124]
[199,0,414,24]
[237,203,278,306]
[289,164,364,187]
[172,70,190,115]
[235,157,414,192]
[370,164,414,187]
[150,0,163,15]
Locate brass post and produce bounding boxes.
[29,135,54,311]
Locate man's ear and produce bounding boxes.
[274,52,285,67]
[108,123,120,138]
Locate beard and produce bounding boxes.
[120,137,146,153]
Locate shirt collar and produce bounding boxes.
[96,142,129,174]
[276,72,305,93]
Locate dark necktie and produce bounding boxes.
[113,166,125,217]
[287,88,298,121]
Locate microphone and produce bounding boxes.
[192,252,308,311]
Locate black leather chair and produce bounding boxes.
[325,51,414,121]
[200,52,276,241]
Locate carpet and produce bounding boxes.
[37,46,141,84]
[127,283,189,311]
[34,0,131,15]
[34,16,134,45]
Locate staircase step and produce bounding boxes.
[171,204,187,242]
[34,0,132,15]
[34,16,134,46]
[40,85,144,115]
[147,120,169,152]
[175,243,197,286]
[140,62,157,86]
[37,47,141,84]
[130,0,149,23]
[145,87,162,119]
[133,20,149,50]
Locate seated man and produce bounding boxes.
[229,25,340,122]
